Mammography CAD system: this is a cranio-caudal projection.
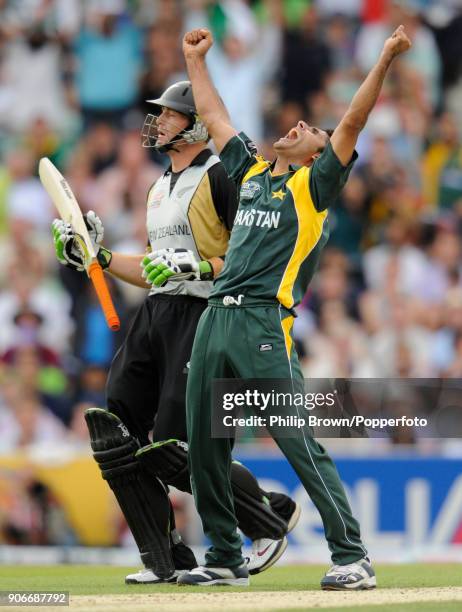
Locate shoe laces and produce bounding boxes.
[244,541,260,566]
[190,565,208,575]
[328,562,359,575]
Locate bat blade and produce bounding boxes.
[39,157,120,331]
[39,157,96,261]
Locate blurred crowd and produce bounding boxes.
[0,0,462,462]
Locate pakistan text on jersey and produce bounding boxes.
[149,224,192,241]
[234,209,281,229]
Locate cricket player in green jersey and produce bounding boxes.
[178,26,412,589]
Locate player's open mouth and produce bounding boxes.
[279,128,299,143]
[157,130,170,142]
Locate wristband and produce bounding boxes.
[199,260,214,281]
[97,246,113,270]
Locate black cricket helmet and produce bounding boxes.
[141,80,208,151]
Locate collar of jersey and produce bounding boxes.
[269,159,301,175]
[166,148,212,174]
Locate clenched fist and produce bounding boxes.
[382,25,412,60]
[183,28,213,59]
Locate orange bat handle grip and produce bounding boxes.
[88,262,120,331]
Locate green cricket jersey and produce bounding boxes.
[210,132,358,309]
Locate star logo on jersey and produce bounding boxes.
[272,190,285,201]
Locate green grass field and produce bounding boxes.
[1,563,461,593]
[1,564,461,611]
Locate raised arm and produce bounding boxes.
[183,28,237,153]
[331,25,411,166]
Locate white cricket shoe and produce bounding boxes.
[125,568,185,584]
[287,501,301,533]
[246,536,288,575]
[177,564,249,586]
[321,557,376,590]
[246,501,300,575]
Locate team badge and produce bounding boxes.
[240,181,262,199]
[148,190,165,208]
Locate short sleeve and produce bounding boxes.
[208,162,239,231]
[309,141,358,212]
[219,132,261,186]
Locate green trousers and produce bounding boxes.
[186,298,367,568]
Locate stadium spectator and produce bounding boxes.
[74,365,108,407]
[362,216,427,296]
[72,1,143,129]
[422,111,462,209]
[420,224,462,304]
[355,0,441,109]
[327,173,368,266]
[72,281,126,368]
[137,20,184,117]
[67,401,93,449]
[282,5,331,111]
[0,253,74,356]
[368,294,434,377]
[186,0,282,139]
[0,468,77,545]
[79,122,119,176]
[92,130,163,246]
[3,148,53,233]
[303,298,376,378]
[0,23,73,133]
[0,376,67,453]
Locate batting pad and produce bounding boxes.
[84,408,174,579]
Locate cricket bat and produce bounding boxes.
[39,157,120,331]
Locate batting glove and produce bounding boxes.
[85,210,104,250]
[52,219,86,271]
[141,248,213,287]
[51,211,112,272]
[84,210,112,270]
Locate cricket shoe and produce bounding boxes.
[125,568,187,584]
[321,557,376,590]
[177,564,249,586]
[246,501,301,575]
[246,536,288,575]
